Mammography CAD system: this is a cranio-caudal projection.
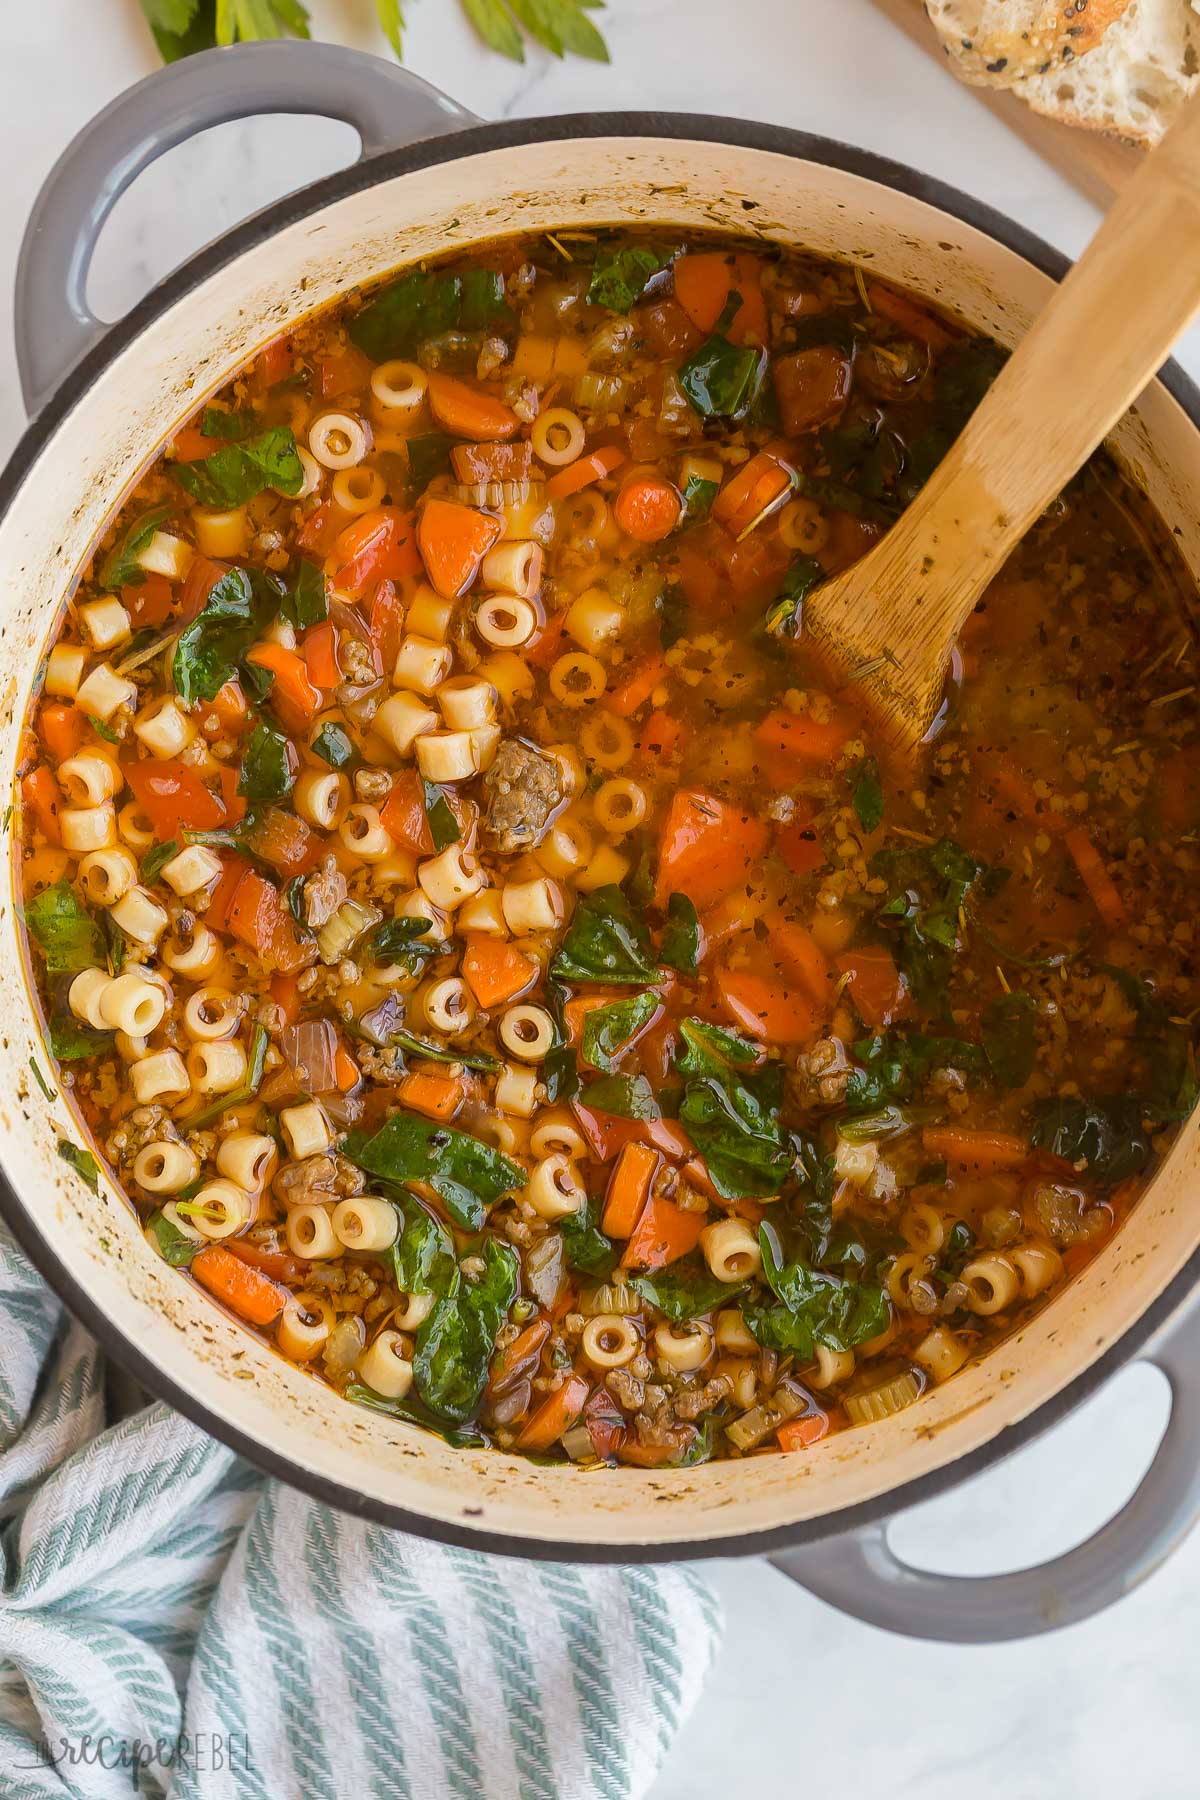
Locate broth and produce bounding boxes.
[15,230,1200,1466]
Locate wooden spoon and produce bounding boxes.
[802,89,1200,756]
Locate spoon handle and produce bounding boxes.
[825,85,1200,726]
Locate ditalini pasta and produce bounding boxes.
[15,231,1200,1466]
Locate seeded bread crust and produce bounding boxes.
[927,0,1200,147]
[924,0,1134,82]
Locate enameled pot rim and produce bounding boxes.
[3,109,1198,1560]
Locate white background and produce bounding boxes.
[3,4,1199,1794]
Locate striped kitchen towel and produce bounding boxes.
[0,1232,720,1800]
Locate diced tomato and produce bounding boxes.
[773,346,853,436]
[637,298,704,359]
[248,808,320,877]
[171,425,221,462]
[637,710,687,765]
[303,620,340,690]
[252,335,294,390]
[327,507,420,591]
[835,947,909,1029]
[573,1103,693,1165]
[227,868,279,955]
[380,769,434,854]
[315,344,371,399]
[368,579,406,670]
[216,762,246,827]
[22,767,63,844]
[38,703,87,763]
[122,574,175,629]
[297,500,352,558]
[206,858,250,936]
[270,971,302,1027]
[178,555,228,624]
[122,758,226,838]
[775,809,827,878]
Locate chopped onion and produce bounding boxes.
[575,371,628,412]
[359,994,405,1047]
[281,1020,338,1095]
[525,1233,565,1310]
[324,1315,366,1377]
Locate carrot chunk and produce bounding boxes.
[244,643,322,729]
[461,935,537,1009]
[754,707,853,766]
[609,653,670,718]
[620,1197,706,1270]
[426,371,520,441]
[601,1142,660,1238]
[22,767,63,844]
[613,471,682,543]
[922,1126,1031,1175]
[673,251,768,346]
[654,789,769,911]
[777,1409,830,1453]
[417,498,503,598]
[715,967,823,1045]
[545,444,626,500]
[398,1071,464,1121]
[192,1244,286,1328]
[516,1373,591,1451]
[1064,826,1127,931]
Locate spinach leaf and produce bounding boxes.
[404,433,456,497]
[764,555,825,638]
[560,1198,619,1278]
[630,1257,742,1322]
[1027,1095,1151,1185]
[550,884,658,985]
[346,1112,524,1230]
[389,1201,459,1298]
[543,1044,580,1104]
[423,781,461,852]
[238,718,298,802]
[414,1237,519,1424]
[201,405,256,441]
[98,505,173,590]
[658,579,690,650]
[588,244,672,312]
[139,839,180,886]
[746,1226,888,1355]
[349,269,509,362]
[786,311,857,355]
[580,1073,660,1119]
[982,992,1038,1088]
[344,1383,487,1449]
[679,1073,790,1199]
[311,722,357,768]
[675,1019,788,1199]
[282,559,328,628]
[1096,963,1197,1120]
[173,426,303,508]
[147,1210,198,1267]
[678,316,767,421]
[845,1030,983,1112]
[364,916,439,968]
[460,269,512,332]
[57,1139,99,1191]
[581,991,659,1074]
[391,1028,499,1073]
[934,340,1006,434]
[870,836,1005,1008]
[660,892,700,974]
[24,882,105,975]
[850,754,884,835]
[676,1017,761,1079]
[173,567,282,706]
[102,909,126,976]
[682,475,718,520]
[49,1013,114,1060]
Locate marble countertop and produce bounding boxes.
[3,4,1198,1795]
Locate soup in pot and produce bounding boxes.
[15,231,1199,1465]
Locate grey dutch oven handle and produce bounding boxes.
[770,1292,1200,1641]
[14,40,479,416]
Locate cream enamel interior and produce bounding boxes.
[2,132,1199,1549]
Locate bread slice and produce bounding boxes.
[929,0,1200,145]
[925,0,1135,83]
